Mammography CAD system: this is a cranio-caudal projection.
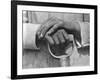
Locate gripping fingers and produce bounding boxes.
[62,29,69,40]
[52,33,60,45]
[45,33,54,45]
[57,30,65,43]
[36,18,52,37]
[39,18,57,38]
[47,22,63,35]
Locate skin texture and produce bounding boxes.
[22,18,90,68]
[22,13,90,68]
[36,17,81,46]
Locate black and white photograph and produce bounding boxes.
[22,11,90,68]
[11,1,97,79]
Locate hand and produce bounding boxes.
[45,29,71,45]
[45,29,74,57]
[36,17,81,44]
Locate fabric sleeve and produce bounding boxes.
[76,22,90,48]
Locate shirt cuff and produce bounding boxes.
[76,21,90,48]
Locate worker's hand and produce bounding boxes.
[45,29,74,57]
[45,29,71,45]
[36,17,81,44]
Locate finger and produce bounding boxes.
[47,22,63,35]
[45,34,54,45]
[68,34,74,41]
[40,19,57,38]
[57,30,65,43]
[36,18,53,37]
[62,30,69,40]
[39,17,62,38]
[52,33,60,45]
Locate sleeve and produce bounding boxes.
[23,23,41,50]
[76,22,90,48]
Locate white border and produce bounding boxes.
[17,5,94,75]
